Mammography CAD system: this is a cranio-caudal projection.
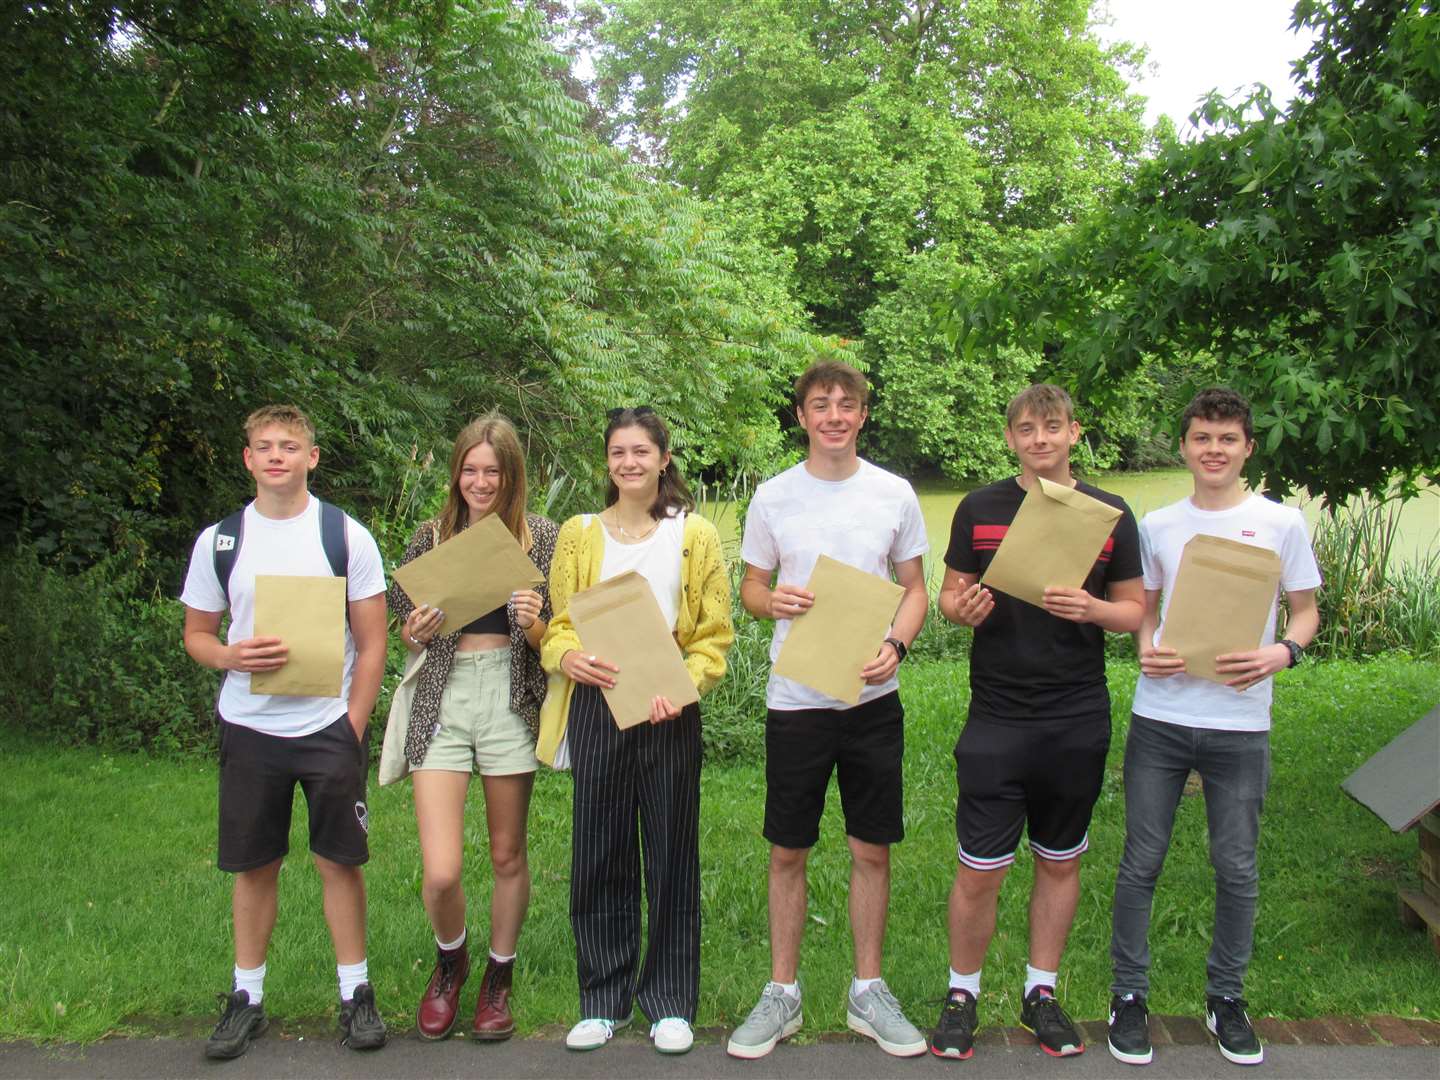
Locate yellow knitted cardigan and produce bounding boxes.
[537,512,733,766]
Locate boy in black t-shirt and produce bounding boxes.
[930,385,1143,1061]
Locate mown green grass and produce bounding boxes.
[2,656,1438,1043]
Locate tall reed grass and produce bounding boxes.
[1311,497,1440,660]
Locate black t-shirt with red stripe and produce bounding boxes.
[943,477,1142,723]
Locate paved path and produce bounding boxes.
[4,1018,1438,1080]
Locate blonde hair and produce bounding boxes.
[243,404,315,444]
[438,413,532,550]
[1006,384,1074,427]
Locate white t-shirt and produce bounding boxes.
[742,459,928,711]
[599,511,685,630]
[1132,494,1322,732]
[180,496,386,737]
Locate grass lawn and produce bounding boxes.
[2,656,1438,1043]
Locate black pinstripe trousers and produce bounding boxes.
[568,683,702,1022]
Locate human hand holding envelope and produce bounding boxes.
[773,555,906,706]
[567,571,699,730]
[1158,534,1282,684]
[981,477,1121,610]
[251,574,346,697]
[390,514,544,637]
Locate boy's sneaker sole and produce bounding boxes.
[1107,1036,1153,1066]
[1207,1012,1264,1065]
[725,1013,802,1059]
[204,1016,268,1060]
[847,1013,928,1058]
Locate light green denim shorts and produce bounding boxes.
[416,648,539,776]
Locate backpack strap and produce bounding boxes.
[317,499,349,580]
[212,509,246,606]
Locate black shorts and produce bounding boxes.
[953,712,1109,871]
[764,691,904,849]
[217,713,370,872]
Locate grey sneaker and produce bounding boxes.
[847,979,927,1057]
[726,982,803,1060]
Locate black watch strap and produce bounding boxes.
[884,637,908,663]
[1279,638,1304,668]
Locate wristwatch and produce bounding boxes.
[884,637,909,663]
[1279,638,1304,668]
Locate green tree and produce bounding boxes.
[948,0,1440,502]
[586,0,1151,475]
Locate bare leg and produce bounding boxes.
[232,859,283,969]
[413,769,472,943]
[768,845,810,983]
[847,837,890,980]
[314,855,367,966]
[479,772,535,956]
[1028,856,1083,972]
[948,863,1009,974]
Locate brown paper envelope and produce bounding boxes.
[251,575,346,697]
[1159,534,1282,683]
[981,477,1122,610]
[772,555,906,706]
[390,514,544,637]
[568,571,699,730]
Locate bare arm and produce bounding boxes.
[740,562,814,621]
[1041,575,1144,631]
[860,555,928,684]
[1136,588,1185,679]
[183,606,287,673]
[1215,587,1319,692]
[937,566,994,627]
[345,593,387,737]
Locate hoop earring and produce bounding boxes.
[660,468,666,478]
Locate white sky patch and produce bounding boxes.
[1096,0,1318,135]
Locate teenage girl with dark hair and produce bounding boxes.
[539,407,733,1055]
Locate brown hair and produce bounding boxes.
[1006,384,1074,427]
[1181,387,1254,442]
[438,413,532,550]
[793,360,870,410]
[603,407,694,520]
[244,404,315,444]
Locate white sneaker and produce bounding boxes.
[650,1016,694,1054]
[565,1016,627,1050]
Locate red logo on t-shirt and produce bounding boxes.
[1241,530,1256,538]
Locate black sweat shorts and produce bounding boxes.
[217,712,370,872]
[953,711,1110,871]
[764,691,904,849]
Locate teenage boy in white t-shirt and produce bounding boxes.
[1106,388,1320,1069]
[726,361,930,1061]
[180,405,389,1060]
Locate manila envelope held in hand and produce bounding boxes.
[981,477,1121,610]
[1159,534,1282,684]
[567,571,699,730]
[390,514,544,638]
[773,555,906,705]
[251,574,346,697]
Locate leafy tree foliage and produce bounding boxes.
[0,0,823,576]
[948,0,1440,502]
[585,0,1151,476]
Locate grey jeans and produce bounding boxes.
[1110,713,1270,999]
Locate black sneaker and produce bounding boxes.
[1107,993,1153,1065]
[339,982,387,1050]
[1019,985,1084,1057]
[930,988,978,1060]
[204,989,268,1060]
[1206,995,1262,1065]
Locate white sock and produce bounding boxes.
[851,976,883,997]
[1025,964,1058,998]
[436,929,466,952]
[337,959,369,1002]
[233,963,266,1005]
[770,980,800,999]
[949,967,981,998]
[489,950,516,964]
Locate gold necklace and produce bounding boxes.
[608,508,659,541]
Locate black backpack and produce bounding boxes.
[212,499,349,604]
